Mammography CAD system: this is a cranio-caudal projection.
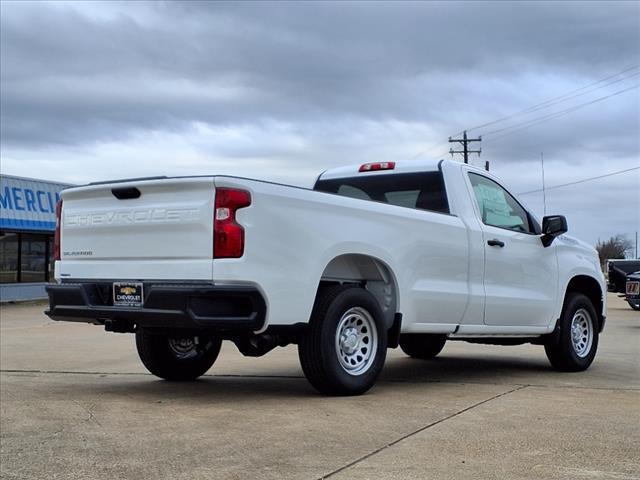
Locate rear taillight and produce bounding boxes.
[54,200,63,261]
[214,188,251,258]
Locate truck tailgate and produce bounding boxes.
[58,177,215,281]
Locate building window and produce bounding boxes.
[0,231,53,284]
[21,234,47,282]
[0,233,19,283]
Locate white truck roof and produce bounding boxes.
[318,158,446,181]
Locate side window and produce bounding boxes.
[468,173,533,234]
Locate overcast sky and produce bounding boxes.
[1,0,639,249]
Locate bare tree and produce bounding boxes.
[596,234,633,268]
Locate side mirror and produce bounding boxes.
[541,215,568,247]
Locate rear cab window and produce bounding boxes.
[314,171,450,214]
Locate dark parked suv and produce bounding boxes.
[625,271,640,311]
[607,260,640,311]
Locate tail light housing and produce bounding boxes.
[54,200,63,261]
[214,188,251,258]
[359,162,395,172]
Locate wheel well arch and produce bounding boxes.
[318,254,399,329]
[564,275,604,331]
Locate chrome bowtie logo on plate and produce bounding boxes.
[113,282,144,307]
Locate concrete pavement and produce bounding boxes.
[1,294,639,479]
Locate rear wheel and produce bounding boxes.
[298,285,387,396]
[399,334,447,359]
[544,293,599,372]
[136,329,222,381]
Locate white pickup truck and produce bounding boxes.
[46,159,606,395]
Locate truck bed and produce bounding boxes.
[57,173,472,329]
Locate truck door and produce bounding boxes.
[467,172,559,327]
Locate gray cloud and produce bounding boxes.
[0,0,638,246]
[2,1,639,145]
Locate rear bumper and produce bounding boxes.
[45,282,266,332]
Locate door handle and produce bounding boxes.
[487,239,505,248]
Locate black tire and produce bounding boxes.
[298,285,388,396]
[544,293,599,372]
[399,334,447,359]
[627,299,640,311]
[135,329,222,381]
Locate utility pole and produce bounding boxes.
[449,130,481,164]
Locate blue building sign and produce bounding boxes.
[0,175,72,232]
[1,175,74,300]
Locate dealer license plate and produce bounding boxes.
[113,282,144,307]
[626,281,640,296]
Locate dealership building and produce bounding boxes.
[0,175,72,302]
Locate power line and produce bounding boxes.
[481,83,639,142]
[482,83,639,137]
[409,140,449,160]
[456,64,640,135]
[411,64,640,161]
[519,166,640,195]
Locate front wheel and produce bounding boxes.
[298,285,387,396]
[544,293,599,372]
[136,329,222,381]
